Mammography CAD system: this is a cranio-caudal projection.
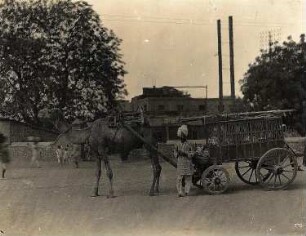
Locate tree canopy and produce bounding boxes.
[0,0,127,125]
[240,35,305,131]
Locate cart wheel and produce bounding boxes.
[235,160,260,185]
[256,148,298,190]
[201,165,230,194]
[235,160,271,185]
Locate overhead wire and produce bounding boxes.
[100,14,301,27]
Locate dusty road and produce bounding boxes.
[0,157,305,236]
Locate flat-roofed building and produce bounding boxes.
[130,86,231,116]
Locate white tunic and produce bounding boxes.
[174,141,194,176]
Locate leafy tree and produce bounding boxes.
[0,0,127,125]
[241,35,303,111]
[240,35,305,131]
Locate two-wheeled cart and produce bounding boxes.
[185,114,298,194]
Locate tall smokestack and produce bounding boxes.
[217,19,224,112]
[229,16,235,99]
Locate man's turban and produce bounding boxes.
[177,125,188,138]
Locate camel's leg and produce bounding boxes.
[119,139,129,161]
[74,155,79,168]
[155,162,162,193]
[149,151,162,196]
[120,150,130,162]
[74,160,79,168]
[153,152,161,194]
[103,157,114,198]
[1,163,6,178]
[86,147,91,161]
[71,146,79,168]
[91,158,102,197]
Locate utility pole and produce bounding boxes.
[301,34,306,166]
[268,31,274,61]
[228,16,235,100]
[259,28,281,59]
[217,19,224,113]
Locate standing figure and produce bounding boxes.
[30,141,41,168]
[56,145,63,165]
[63,144,70,163]
[84,143,91,161]
[70,144,81,168]
[302,140,306,169]
[174,125,194,197]
[0,134,10,179]
[208,127,220,145]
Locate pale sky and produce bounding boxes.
[84,0,305,99]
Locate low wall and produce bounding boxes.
[9,142,84,162]
[9,142,57,161]
[128,148,149,160]
[9,143,152,162]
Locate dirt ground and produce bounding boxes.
[0,156,305,236]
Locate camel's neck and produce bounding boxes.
[53,127,91,146]
[55,119,71,133]
[67,127,91,144]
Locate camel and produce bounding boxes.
[52,115,162,198]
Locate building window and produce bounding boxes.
[199,105,206,111]
[177,105,184,111]
[158,105,165,111]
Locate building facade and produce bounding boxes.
[126,87,233,142]
[131,96,208,116]
[130,87,232,116]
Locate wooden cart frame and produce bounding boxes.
[190,115,298,194]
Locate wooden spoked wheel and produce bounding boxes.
[256,148,298,190]
[235,160,260,185]
[201,165,230,194]
[235,160,271,185]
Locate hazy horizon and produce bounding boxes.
[84,0,304,100]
